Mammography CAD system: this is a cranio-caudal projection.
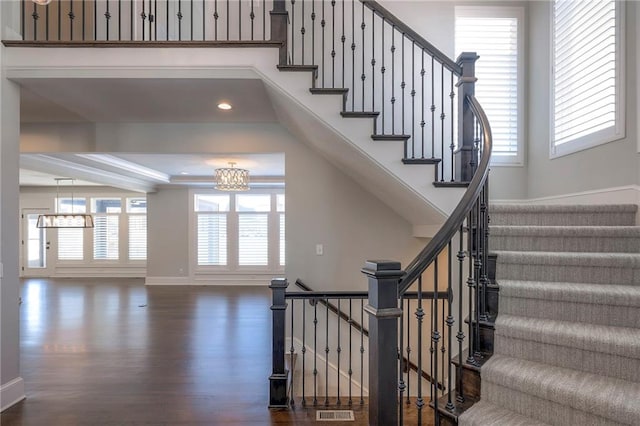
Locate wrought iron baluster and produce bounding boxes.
[290,299,295,406]
[406,297,411,404]
[450,73,455,181]
[203,0,206,41]
[214,0,218,40]
[474,196,482,358]
[410,41,415,159]
[226,0,229,40]
[351,0,355,110]
[433,258,440,422]
[94,0,97,41]
[429,294,434,404]
[325,299,329,407]
[141,0,147,41]
[360,2,365,110]
[69,0,74,41]
[456,225,466,403]
[421,49,426,158]
[312,0,316,65]
[313,299,318,406]
[441,269,447,398]
[302,298,307,406]
[398,296,405,424]
[440,63,446,181]
[166,0,170,41]
[401,35,407,157]
[370,9,375,112]
[348,299,353,406]
[380,16,385,134]
[44,2,48,41]
[191,0,194,41]
[251,0,256,41]
[57,0,61,40]
[336,299,341,405]
[83,0,86,41]
[416,275,424,422]
[150,0,154,41]
[467,210,476,365]
[480,180,490,322]
[341,0,345,89]
[290,0,295,63]
[321,0,326,87]
[431,56,436,166]
[238,0,241,40]
[21,0,25,40]
[31,2,37,42]
[331,0,336,88]
[446,241,455,409]
[301,0,305,64]
[178,0,183,41]
[360,299,364,405]
[391,26,396,134]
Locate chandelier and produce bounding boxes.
[215,162,250,191]
[36,178,95,228]
[32,0,53,5]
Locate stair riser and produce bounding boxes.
[490,212,636,227]
[496,262,640,285]
[495,335,640,383]
[500,296,640,328]
[483,381,626,426]
[491,235,640,253]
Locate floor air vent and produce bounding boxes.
[316,410,355,421]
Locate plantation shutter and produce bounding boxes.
[128,215,147,260]
[456,12,519,158]
[238,214,268,266]
[58,228,83,260]
[93,216,119,260]
[279,213,285,266]
[197,214,227,266]
[552,0,617,147]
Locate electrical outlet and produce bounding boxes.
[316,244,324,256]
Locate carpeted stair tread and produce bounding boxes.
[491,225,640,252]
[459,400,551,426]
[494,251,640,267]
[482,355,640,425]
[499,280,640,307]
[495,314,640,361]
[490,204,637,226]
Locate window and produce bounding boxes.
[551,0,624,156]
[195,195,229,266]
[57,197,86,261]
[455,7,524,165]
[127,198,147,261]
[193,191,285,271]
[92,198,121,260]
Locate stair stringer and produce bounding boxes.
[5,46,466,231]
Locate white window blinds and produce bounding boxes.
[197,214,228,266]
[128,215,147,260]
[238,214,269,266]
[93,216,119,260]
[58,228,83,260]
[552,0,621,152]
[455,8,521,162]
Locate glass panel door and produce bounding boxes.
[22,211,53,277]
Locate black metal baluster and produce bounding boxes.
[149,0,153,41]
[416,275,424,423]
[467,211,476,365]
[331,0,336,88]
[410,41,415,159]
[380,16,385,133]
[341,0,345,88]
[441,272,447,397]
[336,299,341,406]
[456,225,466,403]
[431,56,436,165]
[311,0,315,65]
[421,50,426,158]
[398,296,405,424]
[191,0,194,41]
[141,0,146,41]
[250,0,255,40]
[106,0,111,41]
[301,0,305,64]
[214,0,218,40]
[360,1,365,110]
[44,2,48,41]
[117,0,121,41]
[69,0,74,41]
[429,295,434,404]
[446,242,454,409]
[406,297,411,405]
[263,0,266,40]
[238,0,241,40]
[324,299,329,407]
[178,0,183,41]
[321,0,326,87]
[401,35,407,157]
[348,299,353,406]
[166,0,170,41]
[391,26,396,134]
[31,2,37,42]
[474,196,481,358]
[433,258,440,422]
[481,181,489,322]
[450,73,455,181]
[226,0,229,40]
[57,0,61,40]
[21,0,24,40]
[290,299,295,406]
[351,0,355,110]
[370,9,375,112]
[360,299,364,405]
[313,299,318,406]
[83,0,86,40]
[440,64,446,181]
[290,0,295,63]
[302,298,307,406]
[94,0,97,40]
[203,0,206,40]
[130,0,134,41]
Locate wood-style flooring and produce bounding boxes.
[1,278,433,425]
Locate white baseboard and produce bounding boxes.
[493,185,640,206]
[145,276,191,286]
[1,377,25,412]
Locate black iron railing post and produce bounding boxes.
[454,52,479,182]
[270,0,288,66]
[269,277,289,408]
[362,260,404,426]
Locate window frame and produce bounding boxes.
[455,6,525,166]
[549,0,626,158]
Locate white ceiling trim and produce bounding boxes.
[75,154,170,183]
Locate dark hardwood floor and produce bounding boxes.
[1,278,433,425]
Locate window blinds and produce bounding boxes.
[197,214,227,266]
[128,215,147,260]
[238,214,269,266]
[58,228,83,260]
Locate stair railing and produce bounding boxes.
[283,0,480,182]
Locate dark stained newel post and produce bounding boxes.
[269,277,289,407]
[270,0,289,66]
[362,260,404,426]
[454,52,479,182]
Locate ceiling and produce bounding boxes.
[19,78,284,192]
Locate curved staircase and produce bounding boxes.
[460,204,640,426]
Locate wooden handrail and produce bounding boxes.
[360,0,463,75]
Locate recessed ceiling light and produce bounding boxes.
[218,102,232,110]
[180,171,189,175]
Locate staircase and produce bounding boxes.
[460,204,640,425]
